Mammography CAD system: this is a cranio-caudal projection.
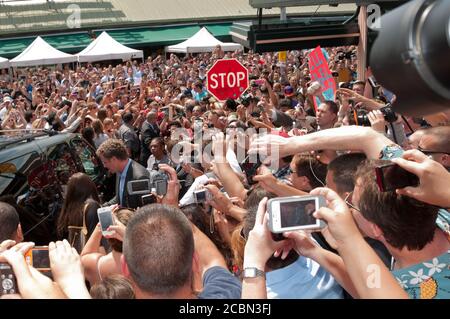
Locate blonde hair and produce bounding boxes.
[230,223,246,272]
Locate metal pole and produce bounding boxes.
[280,7,286,22]
[258,8,263,28]
[357,5,367,81]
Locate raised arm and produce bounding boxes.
[250,125,394,160]
[212,132,247,200]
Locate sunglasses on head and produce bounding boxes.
[417,146,450,156]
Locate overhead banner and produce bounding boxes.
[308,46,336,112]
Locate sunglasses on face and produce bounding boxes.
[344,191,360,212]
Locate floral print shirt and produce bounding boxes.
[392,250,450,299]
[392,209,450,299]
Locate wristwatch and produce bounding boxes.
[242,267,265,279]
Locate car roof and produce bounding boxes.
[0,132,78,162]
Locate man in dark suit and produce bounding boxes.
[96,139,149,209]
[118,112,140,162]
[139,111,160,165]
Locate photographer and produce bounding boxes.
[239,194,344,299]
[0,240,91,299]
[81,208,132,286]
[286,188,409,299]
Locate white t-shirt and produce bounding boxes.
[0,107,7,121]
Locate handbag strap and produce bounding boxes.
[81,202,89,236]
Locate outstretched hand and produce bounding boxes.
[391,149,450,207]
[309,187,362,249]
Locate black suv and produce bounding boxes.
[0,132,113,245]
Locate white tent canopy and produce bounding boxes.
[77,31,144,63]
[10,36,77,67]
[0,57,10,69]
[166,27,242,53]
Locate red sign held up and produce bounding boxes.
[308,46,336,111]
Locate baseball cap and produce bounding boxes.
[2,96,12,103]
[284,85,295,97]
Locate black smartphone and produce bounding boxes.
[239,155,262,185]
[141,193,157,206]
[375,162,419,192]
[368,76,379,88]
[271,232,285,242]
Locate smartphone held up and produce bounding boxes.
[375,161,419,192]
[268,195,326,234]
[97,207,115,236]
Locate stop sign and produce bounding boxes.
[206,59,249,101]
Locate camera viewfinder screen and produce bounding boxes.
[132,180,150,192]
[99,211,113,231]
[280,200,317,228]
[195,191,206,202]
[32,250,50,269]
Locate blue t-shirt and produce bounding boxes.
[266,256,344,299]
[198,266,242,299]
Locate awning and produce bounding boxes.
[101,25,202,47]
[0,33,91,59]
[0,23,233,58]
[205,23,233,39]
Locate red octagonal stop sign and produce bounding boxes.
[206,59,249,101]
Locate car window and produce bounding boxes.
[70,138,100,180]
[47,142,79,191]
[0,151,40,197]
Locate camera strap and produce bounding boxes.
[23,200,59,237]
[401,115,415,134]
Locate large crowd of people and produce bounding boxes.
[0,44,449,299]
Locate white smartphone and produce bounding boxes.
[97,207,115,236]
[268,195,326,233]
